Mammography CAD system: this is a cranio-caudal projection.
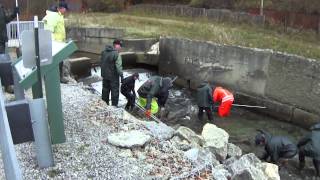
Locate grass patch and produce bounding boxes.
[66,12,320,60]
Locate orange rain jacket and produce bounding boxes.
[212,87,234,117]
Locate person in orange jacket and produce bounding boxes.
[212,86,234,117]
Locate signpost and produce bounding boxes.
[14,20,78,144]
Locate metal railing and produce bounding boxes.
[6,21,45,47]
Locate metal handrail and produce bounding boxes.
[6,21,45,47]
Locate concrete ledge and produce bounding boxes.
[292,108,320,129]
[122,39,158,52]
[67,27,125,39]
[234,92,320,129]
[235,93,294,122]
[68,57,92,79]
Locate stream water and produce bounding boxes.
[86,67,317,179]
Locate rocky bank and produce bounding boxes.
[0,83,280,179]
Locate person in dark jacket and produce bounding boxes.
[121,73,139,111]
[0,4,18,53]
[196,82,213,121]
[297,123,320,176]
[255,130,298,165]
[137,76,173,118]
[101,39,123,106]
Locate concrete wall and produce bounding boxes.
[67,27,158,54]
[159,37,320,128]
[67,27,125,54]
[128,4,265,25]
[67,27,159,67]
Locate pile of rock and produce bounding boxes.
[0,83,280,179]
[108,111,280,179]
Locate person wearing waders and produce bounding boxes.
[212,86,234,117]
[121,73,139,111]
[297,123,320,176]
[101,39,123,106]
[196,82,213,121]
[255,130,298,166]
[137,76,173,118]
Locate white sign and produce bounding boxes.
[14,60,33,80]
[21,30,52,68]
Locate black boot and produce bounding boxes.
[299,161,305,171]
[125,103,130,111]
[313,159,320,177]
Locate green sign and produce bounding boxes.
[13,41,78,144]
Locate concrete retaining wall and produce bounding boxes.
[67,27,159,67]
[67,27,158,54]
[159,37,320,128]
[67,26,320,128]
[128,4,265,25]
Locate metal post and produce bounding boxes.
[232,104,267,109]
[33,16,43,99]
[29,98,54,168]
[0,79,22,180]
[15,0,20,45]
[260,0,264,16]
[12,67,24,100]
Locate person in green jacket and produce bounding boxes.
[298,123,320,176]
[196,82,213,121]
[101,39,123,106]
[43,1,68,83]
[137,76,173,118]
[255,130,297,166]
[0,3,18,54]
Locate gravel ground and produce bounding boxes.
[0,83,196,179]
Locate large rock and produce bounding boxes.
[175,126,204,147]
[165,97,193,121]
[261,163,280,180]
[107,130,151,148]
[144,121,175,141]
[170,136,192,151]
[212,165,231,180]
[227,143,242,158]
[232,168,266,180]
[184,148,219,166]
[118,149,133,158]
[167,108,188,120]
[226,153,267,180]
[201,123,229,161]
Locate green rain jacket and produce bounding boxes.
[298,123,320,160]
[100,45,123,80]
